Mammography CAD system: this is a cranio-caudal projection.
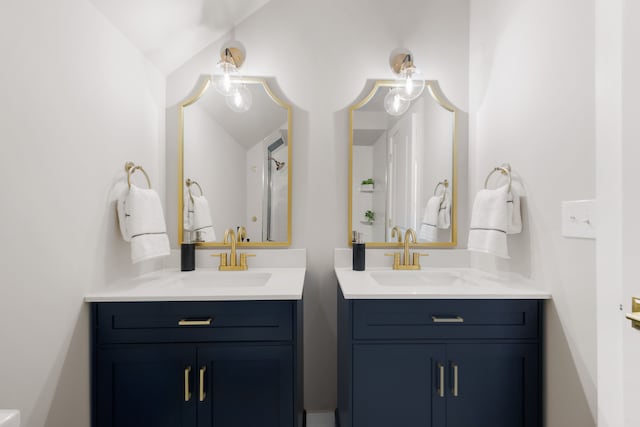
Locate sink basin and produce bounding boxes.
[0,410,20,427]
[370,270,472,287]
[177,271,272,288]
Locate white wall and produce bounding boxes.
[469,1,596,426]
[166,0,470,410]
[246,142,264,240]
[621,1,640,425]
[372,133,387,242]
[595,0,624,425]
[0,0,166,426]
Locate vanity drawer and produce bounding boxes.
[94,301,293,344]
[352,299,540,340]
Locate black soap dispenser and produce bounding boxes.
[352,232,366,271]
[181,231,196,271]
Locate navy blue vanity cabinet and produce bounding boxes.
[196,344,293,427]
[337,287,542,427]
[95,344,197,427]
[444,343,539,427]
[91,300,303,427]
[352,343,447,427]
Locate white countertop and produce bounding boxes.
[335,267,551,300]
[85,268,306,302]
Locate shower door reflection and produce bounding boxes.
[263,137,288,241]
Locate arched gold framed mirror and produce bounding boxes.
[178,77,292,247]
[349,80,459,248]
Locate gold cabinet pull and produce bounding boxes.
[199,366,207,402]
[431,316,464,323]
[178,318,213,326]
[452,363,459,397]
[184,366,192,402]
[437,363,445,398]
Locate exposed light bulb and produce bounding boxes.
[405,75,414,95]
[393,93,401,111]
[384,88,410,116]
[225,85,252,113]
[233,91,242,108]
[222,72,232,93]
[213,61,239,96]
[397,67,425,101]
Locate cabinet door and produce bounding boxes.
[196,344,293,427]
[445,343,540,427]
[353,344,446,427]
[95,344,196,427]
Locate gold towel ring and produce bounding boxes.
[125,161,152,189]
[484,163,512,192]
[186,178,204,203]
[433,179,449,196]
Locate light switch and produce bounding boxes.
[561,200,596,239]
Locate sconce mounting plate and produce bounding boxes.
[220,46,245,69]
[389,51,415,75]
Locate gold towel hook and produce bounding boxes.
[185,178,204,204]
[484,163,512,192]
[433,179,449,196]
[125,161,152,189]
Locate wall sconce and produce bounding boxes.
[213,45,252,113]
[384,50,426,116]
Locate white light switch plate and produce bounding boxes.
[561,200,596,239]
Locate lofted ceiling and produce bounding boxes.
[90,0,271,74]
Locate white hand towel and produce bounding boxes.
[117,185,170,263]
[507,192,522,234]
[437,190,451,230]
[184,195,216,242]
[467,185,510,258]
[418,196,442,242]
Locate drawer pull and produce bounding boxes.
[437,363,445,398]
[199,366,207,402]
[452,363,459,397]
[178,318,213,326]
[431,316,464,323]
[184,366,192,402]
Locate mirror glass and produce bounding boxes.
[349,81,458,247]
[179,77,291,246]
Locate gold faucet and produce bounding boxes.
[385,227,428,270]
[391,226,403,242]
[210,228,255,271]
[237,226,247,242]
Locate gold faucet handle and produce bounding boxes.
[240,253,255,268]
[237,226,247,242]
[384,252,401,269]
[412,252,429,267]
[210,253,228,268]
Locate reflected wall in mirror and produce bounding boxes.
[349,80,458,247]
[179,77,291,247]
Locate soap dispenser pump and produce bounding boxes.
[352,232,365,271]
